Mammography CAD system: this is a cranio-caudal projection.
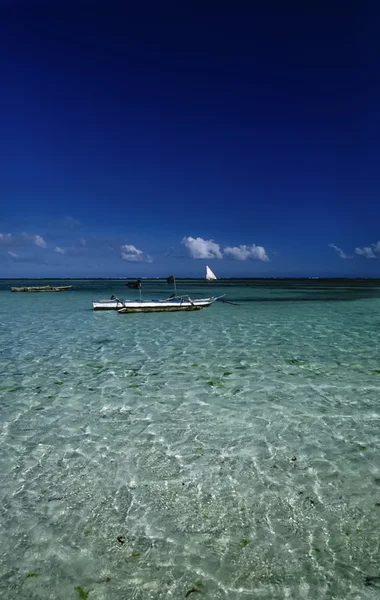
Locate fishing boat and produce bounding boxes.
[92,275,224,312]
[118,295,223,313]
[93,295,223,312]
[11,285,72,292]
[206,265,217,280]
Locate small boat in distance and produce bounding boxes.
[11,285,72,292]
[206,265,217,280]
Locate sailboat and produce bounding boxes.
[206,265,217,281]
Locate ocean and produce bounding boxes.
[1,278,380,599]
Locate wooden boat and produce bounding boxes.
[93,275,224,312]
[11,285,72,292]
[92,295,224,312]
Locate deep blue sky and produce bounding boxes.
[0,1,379,277]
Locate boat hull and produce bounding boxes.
[11,286,72,292]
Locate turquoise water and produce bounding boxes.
[1,279,380,599]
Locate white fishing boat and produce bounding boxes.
[206,265,217,280]
[92,275,224,312]
[92,295,223,312]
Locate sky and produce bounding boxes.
[0,1,379,277]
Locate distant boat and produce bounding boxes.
[206,265,217,280]
[11,285,72,292]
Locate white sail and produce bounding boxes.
[206,265,217,280]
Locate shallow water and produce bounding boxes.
[1,279,380,599]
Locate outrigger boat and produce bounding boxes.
[92,276,224,313]
[93,295,223,312]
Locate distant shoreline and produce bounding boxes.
[1,277,380,282]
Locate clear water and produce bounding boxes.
[1,279,380,599]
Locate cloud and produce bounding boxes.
[120,244,152,262]
[79,238,86,246]
[224,244,269,262]
[329,243,351,259]
[0,233,12,244]
[354,240,380,259]
[8,251,18,258]
[35,235,47,248]
[54,246,65,254]
[182,236,270,261]
[182,236,223,259]
[355,246,376,258]
[22,233,47,248]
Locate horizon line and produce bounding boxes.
[1,276,380,281]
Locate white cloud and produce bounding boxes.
[35,235,46,248]
[22,233,47,248]
[54,246,65,254]
[8,251,18,258]
[329,243,351,259]
[354,240,380,259]
[182,236,223,259]
[224,244,269,262]
[120,244,152,262]
[355,246,376,258]
[0,233,12,243]
[182,236,270,261]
